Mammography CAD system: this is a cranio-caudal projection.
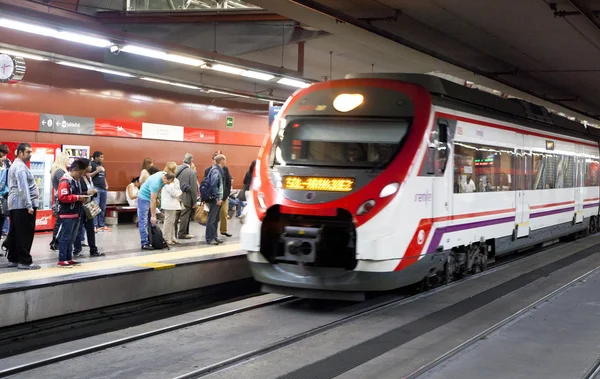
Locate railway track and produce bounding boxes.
[0,238,581,379]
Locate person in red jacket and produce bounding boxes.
[57,159,90,267]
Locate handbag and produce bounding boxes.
[0,197,8,217]
[194,202,208,225]
[83,200,101,220]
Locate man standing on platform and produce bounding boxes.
[176,153,198,240]
[204,151,232,238]
[6,143,40,270]
[90,151,110,232]
[205,154,226,245]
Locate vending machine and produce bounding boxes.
[1,142,61,231]
[62,145,90,166]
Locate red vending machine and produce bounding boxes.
[2,141,62,232]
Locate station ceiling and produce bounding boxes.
[5,0,600,123]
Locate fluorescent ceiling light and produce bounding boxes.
[211,64,246,75]
[56,31,112,48]
[164,54,204,67]
[170,82,200,90]
[278,78,310,88]
[141,77,201,90]
[208,89,250,98]
[57,61,134,77]
[242,70,275,81]
[121,45,204,67]
[141,77,170,84]
[0,49,47,61]
[122,45,167,59]
[0,18,57,37]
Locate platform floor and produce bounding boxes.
[1,218,242,268]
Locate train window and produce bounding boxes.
[585,158,599,186]
[454,142,514,193]
[273,118,409,168]
[532,153,558,189]
[437,121,449,175]
[557,155,575,188]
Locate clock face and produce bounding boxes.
[0,54,15,81]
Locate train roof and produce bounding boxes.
[344,73,600,144]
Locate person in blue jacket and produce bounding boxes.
[205,154,226,245]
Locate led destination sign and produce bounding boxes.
[283,176,355,192]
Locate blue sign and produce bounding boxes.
[269,104,282,128]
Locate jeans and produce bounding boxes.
[76,214,97,253]
[94,189,107,228]
[228,198,246,217]
[58,217,79,262]
[1,216,7,235]
[205,201,221,243]
[137,198,152,246]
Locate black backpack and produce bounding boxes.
[148,225,170,250]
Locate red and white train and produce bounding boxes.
[240,74,600,300]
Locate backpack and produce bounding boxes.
[148,224,169,250]
[199,167,215,201]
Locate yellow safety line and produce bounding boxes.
[0,243,242,285]
[137,262,176,270]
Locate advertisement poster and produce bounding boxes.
[269,104,282,128]
[63,145,90,166]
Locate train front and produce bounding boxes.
[241,77,433,300]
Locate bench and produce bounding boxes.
[105,191,137,225]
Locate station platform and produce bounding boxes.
[0,220,251,328]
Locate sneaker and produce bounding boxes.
[171,240,180,245]
[180,234,195,239]
[74,251,84,257]
[100,226,112,232]
[206,240,220,245]
[215,238,224,244]
[49,244,58,251]
[57,261,71,267]
[141,244,154,250]
[18,263,41,270]
[7,261,18,267]
[82,242,89,247]
[90,251,105,257]
[68,260,81,265]
[221,232,233,237]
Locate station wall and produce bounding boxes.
[0,62,270,189]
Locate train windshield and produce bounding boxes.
[272,118,410,168]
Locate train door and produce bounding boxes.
[515,134,530,238]
[432,119,454,223]
[574,145,584,223]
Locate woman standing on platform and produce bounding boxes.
[161,162,182,245]
[49,152,70,251]
[139,158,154,185]
[74,159,104,257]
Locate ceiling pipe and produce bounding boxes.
[297,41,305,75]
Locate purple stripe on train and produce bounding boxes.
[530,206,575,219]
[583,203,600,209]
[426,215,516,254]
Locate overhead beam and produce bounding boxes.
[96,10,290,24]
[568,0,600,31]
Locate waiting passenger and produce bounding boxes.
[176,153,199,240]
[126,177,140,208]
[56,159,89,267]
[139,157,153,185]
[90,151,110,232]
[75,159,104,258]
[137,170,175,250]
[6,143,40,270]
[205,154,226,245]
[0,144,10,249]
[161,165,183,245]
[49,152,69,251]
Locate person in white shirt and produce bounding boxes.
[463,174,476,193]
[126,177,140,207]
[161,162,182,245]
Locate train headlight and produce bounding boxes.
[357,199,376,216]
[379,182,399,198]
[333,93,364,112]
